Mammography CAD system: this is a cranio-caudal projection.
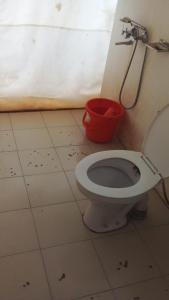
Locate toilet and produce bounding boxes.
[75,104,169,233]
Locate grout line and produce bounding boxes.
[73,198,116,291]
[0,248,43,261]
[0,198,76,215]
[40,238,93,252]
[72,288,113,300]
[12,126,88,132]
[0,169,67,181]
[74,273,169,300]
[40,111,76,193]
[133,223,166,278]
[9,113,54,300]
[69,108,83,124]
[22,183,54,300]
[40,111,93,197]
[91,239,112,289]
[112,274,169,291]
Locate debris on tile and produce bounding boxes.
[58,273,66,281]
[124,260,128,268]
[148,264,153,269]
[22,281,31,288]
[116,260,129,270]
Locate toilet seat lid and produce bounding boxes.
[143,104,169,178]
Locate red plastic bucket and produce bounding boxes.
[83,98,125,143]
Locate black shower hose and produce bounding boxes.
[119,40,148,110]
[160,179,169,210]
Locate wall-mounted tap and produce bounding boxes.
[116,17,148,45]
[120,17,147,31]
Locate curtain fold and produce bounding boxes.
[0,0,117,111]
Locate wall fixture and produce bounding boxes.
[145,39,169,53]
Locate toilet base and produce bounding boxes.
[83,202,133,233]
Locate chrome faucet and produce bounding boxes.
[116,17,148,46]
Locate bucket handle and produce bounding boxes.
[82,111,91,128]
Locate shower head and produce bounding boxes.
[120,17,132,24]
[120,17,147,31]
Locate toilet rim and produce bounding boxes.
[75,150,161,199]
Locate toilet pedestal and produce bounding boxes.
[83,195,148,233]
[83,201,132,232]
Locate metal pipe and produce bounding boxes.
[115,40,134,46]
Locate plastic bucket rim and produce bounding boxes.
[86,98,125,119]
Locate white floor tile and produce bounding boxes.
[43,241,109,300]
[0,131,16,151]
[25,172,74,207]
[134,190,169,229]
[0,109,168,299]
[0,177,29,212]
[79,126,124,150]
[94,233,160,288]
[77,199,135,239]
[0,113,11,130]
[42,110,76,127]
[66,171,88,200]
[89,139,124,153]
[48,126,87,147]
[114,278,169,300]
[33,202,89,248]
[57,145,91,170]
[14,128,52,150]
[0,251,51,300]
[0,152,22,178]
[0,209,39,257]
[71,109,84,125]
[19,148,62,175]
[139,225,169,274]
[10,112,45,129]
[80,291,115,300]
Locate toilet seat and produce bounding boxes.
[75,150,161,202]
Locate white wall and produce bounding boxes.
[101,0,169,150]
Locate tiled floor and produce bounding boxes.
[0,109,169,300]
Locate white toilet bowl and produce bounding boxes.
[75,104,169,232]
